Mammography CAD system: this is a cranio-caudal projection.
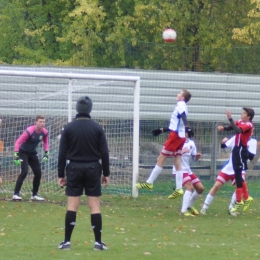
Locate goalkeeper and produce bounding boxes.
[12,115,49,201]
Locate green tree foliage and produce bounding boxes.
[0,0,258,73]
[0,0,75,64]
[103,0,254,71]
[0,1,25,64]
[233,0,260,44]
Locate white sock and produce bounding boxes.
[181,190,192,213]
[229,192,236,210]
[175,171,183,189]
[146,165,163,184]
[189,191,200,208]
[202,194,214,210]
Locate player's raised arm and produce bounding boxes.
[151,127,170,137]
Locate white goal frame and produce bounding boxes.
[0,69,140,198]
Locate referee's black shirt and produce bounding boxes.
[58,114,110,178]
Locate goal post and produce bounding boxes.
[0,69,140,198]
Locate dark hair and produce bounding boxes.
[185,127,194,138]
[182,89,192,103]
[243,107,255,121]
[35,115,45,121]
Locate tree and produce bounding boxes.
[102,0,253,71]
[0,0,75,64]
[0,0,257,73]
[233,0,260,45]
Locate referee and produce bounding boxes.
[58,96,110,251]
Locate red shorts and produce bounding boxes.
[216,172,246,185]
[174,172,201,186]
[182,173,201,186]
[161,131,186,157]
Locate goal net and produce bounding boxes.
[0,70,140,198]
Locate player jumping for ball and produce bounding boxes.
[136,89,192,199]
[200,132,257,216]
[217,108,254,214]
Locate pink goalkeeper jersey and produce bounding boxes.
[14,125,49,153]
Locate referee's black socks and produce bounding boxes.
[91,213,102,243]
[65,210,76,242]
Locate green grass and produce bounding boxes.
[1,187,260,260]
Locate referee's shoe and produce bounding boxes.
[94,242,108,250]
[58,241,71,250]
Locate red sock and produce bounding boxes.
[235,187,243,202]
[242,182,249,200]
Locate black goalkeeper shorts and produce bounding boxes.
[65,161,102,197]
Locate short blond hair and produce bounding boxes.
[182,89,192,103]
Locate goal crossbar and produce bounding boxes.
[0,69,140,82]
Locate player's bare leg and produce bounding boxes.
[200,181,223,214]
[188,182,204,215]
[136,154,167,189]
[168,156,184,199]
[180,182,194,217]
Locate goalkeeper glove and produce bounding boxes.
[14,152,23,166]
[152,127,170,137]
[42,151,49,162]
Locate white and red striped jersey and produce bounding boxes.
[172,139,197,174]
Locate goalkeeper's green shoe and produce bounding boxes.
[188,206,199,215]
[168,188,184,199]
[243,196,253,212]
[230,201,244,213]
[135,182,153,189]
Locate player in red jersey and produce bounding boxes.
[217,107,254,213]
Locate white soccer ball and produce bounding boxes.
[162,28,177,43]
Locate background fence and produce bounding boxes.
[67,43,260,74]
[0,65,260,197]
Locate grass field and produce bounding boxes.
[1,181,260,260]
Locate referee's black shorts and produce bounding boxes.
[65,161,102,197]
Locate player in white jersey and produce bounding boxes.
[136,89,192,198]
[170,132,204,216]
[200,134,257,216]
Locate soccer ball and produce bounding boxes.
[162,28,177,43]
